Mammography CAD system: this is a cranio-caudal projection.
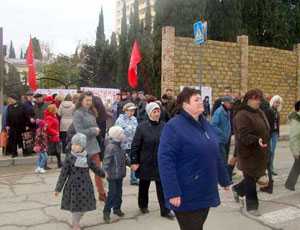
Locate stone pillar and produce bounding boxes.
[238,35,249,95]
[296,44,300,100]
[161,26,176,94]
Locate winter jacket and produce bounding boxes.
[44,110,60,143]
[55,153,105,212]
[115,114,138,150]
[6,103,27,131]
[288,112,300,158]
[103,139,126,180]
[73,108,100,156]
[34,127,48,153]
[34,102,48,120]
[23,101,35,128]
[233,105,270,179]
[131,119,165,181]
[212,98,222,116]
[265,107,280,135]
[58,101,75,132]
[158,111,230,212]
[211,105,232,144]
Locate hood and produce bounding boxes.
[288,111,300,123]
[61,101,74,109]
[44,110,56,118]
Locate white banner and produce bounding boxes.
[35,89,77,96]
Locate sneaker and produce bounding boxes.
[39,168,46,174]
[140,208,150,214]
[35,168,41,173]
[114,210,125,217]
[103,212,111,224]
[161,212,175,220]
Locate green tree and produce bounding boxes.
[42,55,80,88]
[128,0,141,47]
[8,41,16,59]
[20,49,24,59]
[4,64,28,96]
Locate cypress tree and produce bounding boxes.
[8,41,16,59]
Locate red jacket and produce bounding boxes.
[44,110,60,143]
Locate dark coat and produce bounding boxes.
[7,103,27,131]
[23,101,35,128]
[34,102,48,120]
[131,119,165,181]
[158,111,230,212]
[265,107,280,135]
[55,154,105,212]
[234,106,270,179]
[103,139,126,180]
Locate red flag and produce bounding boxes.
[26,38,38,91]
[128,40,142,89]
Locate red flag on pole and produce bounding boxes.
[26,37,38,91]
[128,40,142,89]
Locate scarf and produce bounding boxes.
[71,151,88,168]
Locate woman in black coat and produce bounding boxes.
[131,102,174,219]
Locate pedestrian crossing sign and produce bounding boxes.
[194,21,207,45]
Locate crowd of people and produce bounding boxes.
[1,86,300,230]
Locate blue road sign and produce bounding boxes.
[194,21,207,45]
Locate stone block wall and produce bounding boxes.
[161,26,300,122]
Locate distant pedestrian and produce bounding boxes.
[131,102,175,220]
[54,133,105,230]
[58,94,75,153]
[33,120,48,174]
[45,104,62,168]
[203,96,211,118]
[266,95,283,176]
[212,87,232,115]
[232,89,270,216]
[285,101,300,191]
[115,102,139,185]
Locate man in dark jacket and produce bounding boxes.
[6,94,27,158]
[23,91,35,130]
[33,94,48,120]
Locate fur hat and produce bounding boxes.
[108,126,125,142]
[146,102,160,117]
[71,133,87,148]
[123,102,137,111]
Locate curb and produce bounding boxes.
[0,155,66,168]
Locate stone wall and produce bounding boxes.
[161,26,300,122]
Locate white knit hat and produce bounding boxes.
[146,102,160,117]
[108,126,125,142]
[72,133,87,148]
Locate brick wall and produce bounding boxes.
[161,26,300,122]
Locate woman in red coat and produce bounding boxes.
[44,104,62,168]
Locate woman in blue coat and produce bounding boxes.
[158,87,231,230]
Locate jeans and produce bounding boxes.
[175,208,210,230]
[285,158,300,189]
[233,174,259,211]
[270,132,279,172]
[36,152,48,169]
[138,179,169,216]
[103,179,123,214]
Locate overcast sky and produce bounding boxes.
[0,0,115,56]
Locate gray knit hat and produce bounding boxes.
[71,133,87,148]
[108,126,125,142]
[146,102,160,117]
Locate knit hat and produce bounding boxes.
[108,126,125,142]
[146,102,160,117]
[222,96,234,104]
[71,133,87,149]
[123,102,137,111]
